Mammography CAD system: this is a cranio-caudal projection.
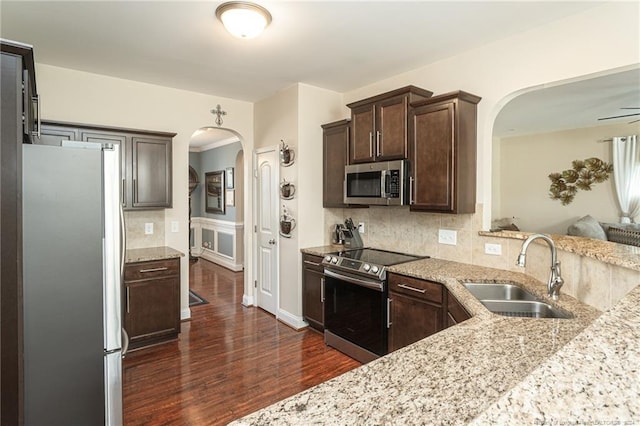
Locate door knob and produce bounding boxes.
[268,239,276,245]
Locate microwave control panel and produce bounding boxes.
[386,170,400,198]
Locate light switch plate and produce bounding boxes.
[144,222,154,235]
[485,243,502,255]
[171,221,179,233]
[358,222,365,234]
[438,229,457,245]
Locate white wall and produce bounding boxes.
[253,83,344,326]
[497,122,640,234]
[253,84,299,322]
[36,63,254,319]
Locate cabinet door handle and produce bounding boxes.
[32,95,41,139]
[376,130,381,157]
[122,179,126,207]
[346,126,350,164]
[321,277,325,303]
[139,267,168,273]
[368,132,373,158]
[387,297,392,328]
[398,283,426,294]
[133,178,137,203]
[303,260,320,267]
[409,176,415,205]
[126,287,130,313]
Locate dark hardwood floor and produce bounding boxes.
[123,258,360,425]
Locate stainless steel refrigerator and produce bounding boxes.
[22,141,127,425]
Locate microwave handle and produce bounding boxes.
[381,170,389,198]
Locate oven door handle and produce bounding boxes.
[324,269,384,292]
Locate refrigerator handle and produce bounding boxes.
[121,328,130,358]
[120,203,126,279]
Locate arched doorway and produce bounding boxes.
[188,127,246,272]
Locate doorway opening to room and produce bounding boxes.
[188,126,245,307]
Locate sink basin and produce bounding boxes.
[462,282,572,319]
[480,300,571,319]
[462,283,538,301]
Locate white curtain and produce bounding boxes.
[613,135,640,223]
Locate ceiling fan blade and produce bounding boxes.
[598,112,640,121]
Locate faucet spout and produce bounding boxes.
[516,233,564,300]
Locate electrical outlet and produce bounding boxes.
[438,229,457,246]
[485,243,502,255]
[171,221,179,233]
[358,222,365,234]
[144,222,154,235]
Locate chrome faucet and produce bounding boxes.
[516,234,564,300]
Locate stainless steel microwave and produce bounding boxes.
[344,160,408,205]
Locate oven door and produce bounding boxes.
[323,269,388,357]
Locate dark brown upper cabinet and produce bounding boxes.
[409,91,481,214]
[37,121,175,210]
[131,136,172,209]
[347,86,433,164]
[322,119,350,208]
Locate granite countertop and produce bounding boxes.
[125,246,184,264]
[230,246,638,424]
[480,230,640,271]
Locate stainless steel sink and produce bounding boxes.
[462,283,538,301]
[462,282,572,319]
[480,300,571,319]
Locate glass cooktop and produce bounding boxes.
[332,248,427,267]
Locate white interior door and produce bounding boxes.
[254,148,279,315]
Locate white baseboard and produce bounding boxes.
[277,308,308,330]
[195,248,244,272]
[181,307,191,321]
[242,294,255,307]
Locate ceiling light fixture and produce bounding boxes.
[215,1,272,39]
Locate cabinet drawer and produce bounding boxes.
[302,254,324,273]
[388,273,442,304]
[125,258,179,281]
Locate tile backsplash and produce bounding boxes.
[124,210,165,249]
[325,203,640,311]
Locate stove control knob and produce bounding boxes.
[371,266,380,274]
[324,255,332,263]
[363,264,371,272]
[331,256,339,264]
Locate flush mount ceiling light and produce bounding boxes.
[215,1,272,39]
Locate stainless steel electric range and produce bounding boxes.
[322,248,428,363]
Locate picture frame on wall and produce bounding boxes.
[205,170,225,214]
[226,167,234,189]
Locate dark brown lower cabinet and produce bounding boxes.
[124,258,180,350]
[388,292,443,352]
[446,290,472,327]
[387,273,472,353]
[388,273,444,353]
[302,254,324,331]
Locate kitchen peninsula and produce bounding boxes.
[231,248,638,424]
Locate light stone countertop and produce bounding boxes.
[228,246,638,425]
[480,230,640,271]
[125,246,184,264]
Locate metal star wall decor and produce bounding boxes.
[210,104,227,127]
